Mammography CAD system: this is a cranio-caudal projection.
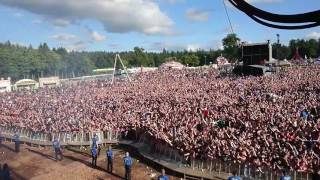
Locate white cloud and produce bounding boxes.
[148,40,222,52]
[13,12,23,18]
[306,32,320,40]
[51,19,71,27]
[0,0,174,35]
[160,0,185,4]
[186,9,210,22]
[50,34,78,41]
[65,41,86,52]
[90,31,106,42]
[31,19,42,24]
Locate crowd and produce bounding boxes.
[0,65,320,173]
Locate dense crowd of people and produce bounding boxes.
[0,65,320,173]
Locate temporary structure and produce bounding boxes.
[14,79,38,90]
[216,56,230,66]
[290,48,305,64]
[159,61,185,70]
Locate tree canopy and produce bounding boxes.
[0,34,320,81]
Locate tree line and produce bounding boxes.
[0,34,320,81]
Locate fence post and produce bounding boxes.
[294,171,297,180]
[218,161,221,175]
[174,151,177,162]
[192,158,195,170]
[201,161,204,171]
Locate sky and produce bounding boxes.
[0,0,319,52]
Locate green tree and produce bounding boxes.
[222,33,240,62]
[181,54,200,66]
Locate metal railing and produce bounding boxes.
[0,126,312,180]
[0,126,120,146]
[137,133,311,180]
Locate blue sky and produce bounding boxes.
[0,0,319,52]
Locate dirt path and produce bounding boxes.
[0,142,180,180]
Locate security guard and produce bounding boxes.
[106,146,113,173]
[280,171,291,180]
[227,171,241,180]
[92,134,98,148]
[158,169,169,180]
[123,152,133,180]
[97,144,101,156]
[13,133,20,153]
[91,146,98,167]
[53,138,63,161]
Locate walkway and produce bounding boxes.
[120,140,229,180]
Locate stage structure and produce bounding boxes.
[111,54,131,84]
[234,41,272,76]
[241,41,272,65]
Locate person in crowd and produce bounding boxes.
[0,66,319,174]
[124,152,133,180]
[52,137,63,161]
[158,169,169,180]
[91,146,98,167]
[106,146,113,173]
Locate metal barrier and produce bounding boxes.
[137,133,311,180]
[0,126,119,146]
[0,126,312,180]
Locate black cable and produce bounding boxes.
[223,0,235,34]
[228,0,320,29]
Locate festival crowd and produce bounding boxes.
[0,66,320,173]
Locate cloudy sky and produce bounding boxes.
[0,0,319,52]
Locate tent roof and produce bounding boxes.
[159,61,185,69]
[15,79,37,86]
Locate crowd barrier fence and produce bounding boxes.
[137,132,311,180]
[0,126,313,180]
[0,126,119,147]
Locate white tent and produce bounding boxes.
[278,59,292,66]
[314,57,320,65]
[14,79,38,90]
[159,61,185,70]
[216,56,230,66]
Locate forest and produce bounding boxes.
[0,33,320,81]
